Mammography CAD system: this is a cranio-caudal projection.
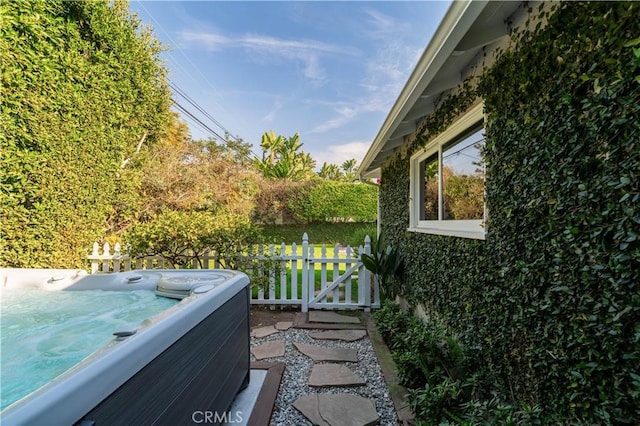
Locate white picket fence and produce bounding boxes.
[87,233,378,312]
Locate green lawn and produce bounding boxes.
[250,261,362,302]
[250,223,372,302]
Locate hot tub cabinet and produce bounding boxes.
[0,269,250,426]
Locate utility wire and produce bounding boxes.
[134,1,225,103]
[172,99,226,142]
[133,1,264,160]
[171,98,261,162]
[169,79,240,142]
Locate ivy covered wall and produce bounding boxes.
[380,2,639,422]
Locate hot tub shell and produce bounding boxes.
[0,268,250,426]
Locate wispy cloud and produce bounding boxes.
[308,10,422,135]
[364,9,409,39]
[310,105,357,133]
[262,97,286,123]
[311,141,371,167]
[180,31,356,86]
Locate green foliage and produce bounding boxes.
[374,301,477,423]
[379,2,639,423]
[361,236,403,299]
[0,0,171,268]
[253,179,377,225]
[287,180,378,223]
[124,210,258,269]
[318,158,359,182]
[258,222,376,247]
[254,131,316,181]
[252,179,313,225]
[137,114,260,222]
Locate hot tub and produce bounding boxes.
[0,268,250,426]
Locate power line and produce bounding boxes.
[134,0,225,103]
[132,1,263,160]
[168,79,240,142]
[171,99,225,142]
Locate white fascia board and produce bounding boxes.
[359,0,490,179]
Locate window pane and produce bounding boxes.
[442,129,484,220]
[421,155,439,220]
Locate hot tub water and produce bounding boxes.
[1,288,177,409]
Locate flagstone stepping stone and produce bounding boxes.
[251,340,285,360]
[275,321,293,331]
[251,325,279,338]
[293,393,378,426]
[293,342,358,362]
[308,364,366,387]
[309,329,366,342]
[308,311,361,324]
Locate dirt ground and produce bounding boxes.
[249,306,298,328]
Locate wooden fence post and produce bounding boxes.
[113,243,121,273]
[291,242,298,301]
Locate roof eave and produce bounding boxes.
[359,0,491,179]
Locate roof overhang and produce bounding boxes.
[359,1,521,178]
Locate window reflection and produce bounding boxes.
[442,129,484,220]
[421,155,439,220]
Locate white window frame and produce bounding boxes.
[409,103,486,240]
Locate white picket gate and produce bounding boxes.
[87,234,378,312]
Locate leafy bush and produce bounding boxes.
[379,2,639,423]
[361,236,403,299]
[125,210,258,268]
[252,179,313,225]
[0,0,171,268]
[253,179,377,225]
[258,223,376,248]
[375,301,546,424]
[288,180,377,223]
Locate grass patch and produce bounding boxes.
[251,266,361,302]
[250,225,369,302]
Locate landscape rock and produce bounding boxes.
[293,342,358,362]
[309,329,366,342]
[251,340,285,360]
[308,364,366,387]
[293,393,378,426]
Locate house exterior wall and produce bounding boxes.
[379,2,639,422]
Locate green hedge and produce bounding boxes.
[253,179,377,224]
[287,180,377,223]
[379,2,639,423]
[0,0,171,268]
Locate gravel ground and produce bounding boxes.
[250,327,399,425]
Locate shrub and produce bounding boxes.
[288,180,378,223]
[125,210,258,268]
[253,179,377,225]
[0,0,171,268]
[374,300,547,424]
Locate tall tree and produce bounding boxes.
[341,158,359,182]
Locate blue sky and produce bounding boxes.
[129,1,451,168]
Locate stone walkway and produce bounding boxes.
[250,311,392,425]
